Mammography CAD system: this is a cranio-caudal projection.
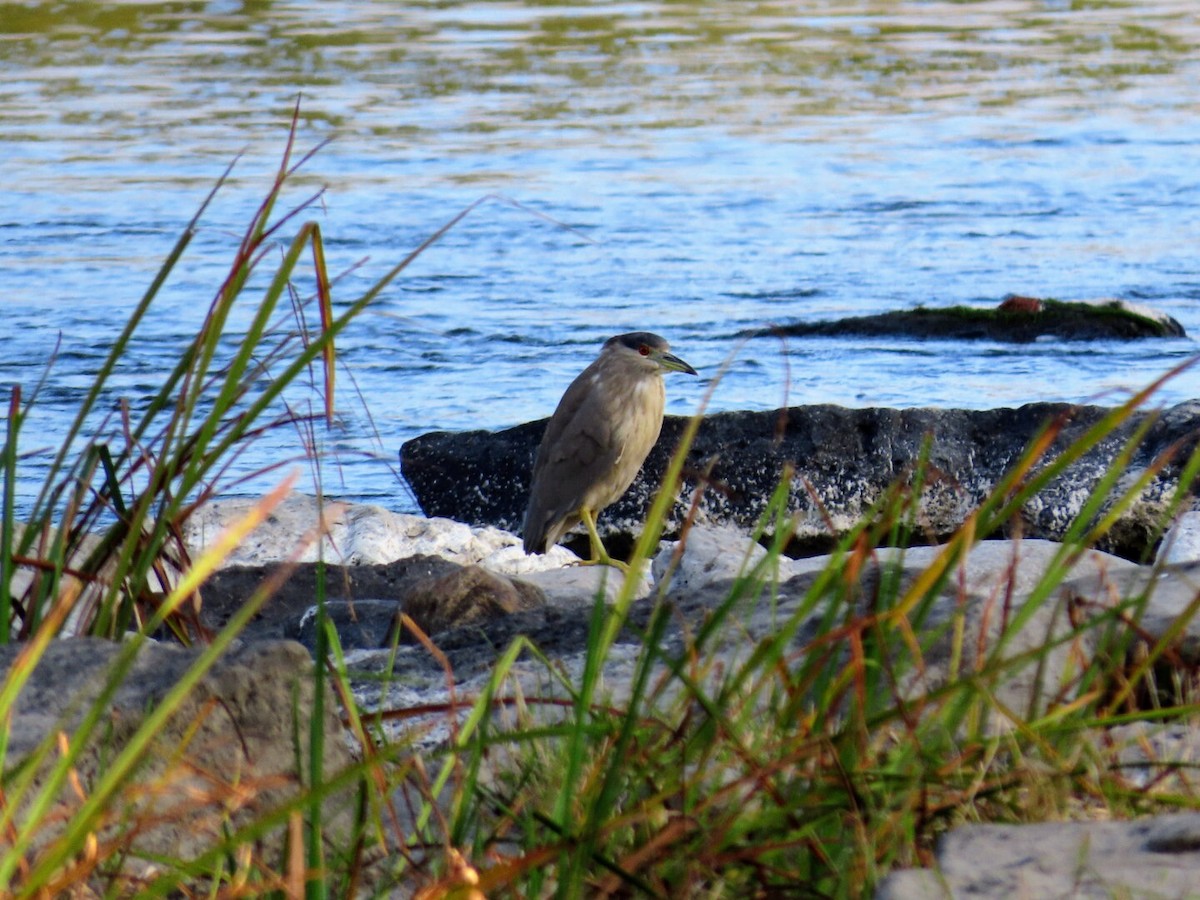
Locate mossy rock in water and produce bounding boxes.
[748,298,1186,343]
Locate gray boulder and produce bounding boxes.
[876,813,1200,899]
[1159,510,1200,565]
[1063,561,1200,663]
[2,638,354,871]
[648,537,1144,723]
[656,529,1200,719]
[1107,720,1200,793]
[400,401,1200,562]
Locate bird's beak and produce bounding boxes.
[655,350,698,376]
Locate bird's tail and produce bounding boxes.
[522,507,548,554]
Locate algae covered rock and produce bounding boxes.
[746,296,1186,343]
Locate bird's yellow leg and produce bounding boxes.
[574,507,629,573]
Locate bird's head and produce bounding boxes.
[604,332,698,377]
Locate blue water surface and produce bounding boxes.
[1,1,1197,514]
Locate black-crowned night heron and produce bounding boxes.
[522,332,697,568]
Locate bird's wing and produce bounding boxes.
[525,365,626,541]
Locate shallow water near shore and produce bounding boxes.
[2,1,1199,516]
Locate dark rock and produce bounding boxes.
[295,599,406,650]
[397,604,598,682]
[400,401,1200,562]
[201,555,460,641]
[401,422,543,542]
[401,564,544,639]
[199,555,546,650]
[744,298,1186,343]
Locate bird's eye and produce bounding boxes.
[638,344,650,356]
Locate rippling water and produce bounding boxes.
[2,1,1198,514]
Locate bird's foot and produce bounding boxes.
[569,555,630,574]
[573,509,630,573]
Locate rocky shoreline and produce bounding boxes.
[6,397,1200,896]
[194,494,1200,898]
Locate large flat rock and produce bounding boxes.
[1,638,355,869]
[401,401,1200,560]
